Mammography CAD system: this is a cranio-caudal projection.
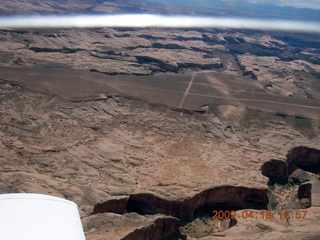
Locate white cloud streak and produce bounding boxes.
[0,14,319,32]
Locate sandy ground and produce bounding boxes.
[0,27,320,239]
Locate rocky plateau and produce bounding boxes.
[1,1,320,239]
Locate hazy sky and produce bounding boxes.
[141,0,320,9]
[0,0,319,31]
[1,14,319,32]
[249,0,320,9]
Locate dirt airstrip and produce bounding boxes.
[1,67,319,119]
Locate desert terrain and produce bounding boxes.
[1,1,320,240]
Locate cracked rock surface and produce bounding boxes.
[1,77,320,239]
[0,6,320,238]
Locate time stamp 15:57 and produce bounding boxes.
[212,210,308,220]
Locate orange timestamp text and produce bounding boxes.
[213,210,308,220]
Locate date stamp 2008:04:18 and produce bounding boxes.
[212,210,308,220]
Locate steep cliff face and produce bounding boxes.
[287,146,320,174]
[93,186,269,219]
[91,145,320,239]
[121,216,181,240]
[261,159,288,184]
[91,186,267,239]
[261,146,320,185]
[296,182,312,209]
[261,146,319,212]
[82,213,182,240]
[93,197,128,215]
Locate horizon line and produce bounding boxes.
[0,14,319,32]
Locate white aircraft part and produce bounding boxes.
[0,193,86,240]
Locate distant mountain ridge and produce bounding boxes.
[245,0,320,10]
[0,0,319,21]
[136,0,320,20]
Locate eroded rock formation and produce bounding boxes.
[0,13,320,238]
[287,146,320,174]
[262,146,319,212]
[261,159,288,184]
[298,183,312,199]
[261,146,319,185]
[93,197,128,215]
[93,186,268,220]
[122,216,181,240]
[90,186,268,239]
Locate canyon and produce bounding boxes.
[0,1,320,239]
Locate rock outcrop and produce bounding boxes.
[290,168,314,184]
[91,186,267,239]
[261,159,288,184]
[261,146,320,185]
[262,146,319,212]
[298,183,312,199]
[297,183,312,209]
[93,196,128,215]
[94,186,269,219]
[122,216,181,240]
[287,146,320,174]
